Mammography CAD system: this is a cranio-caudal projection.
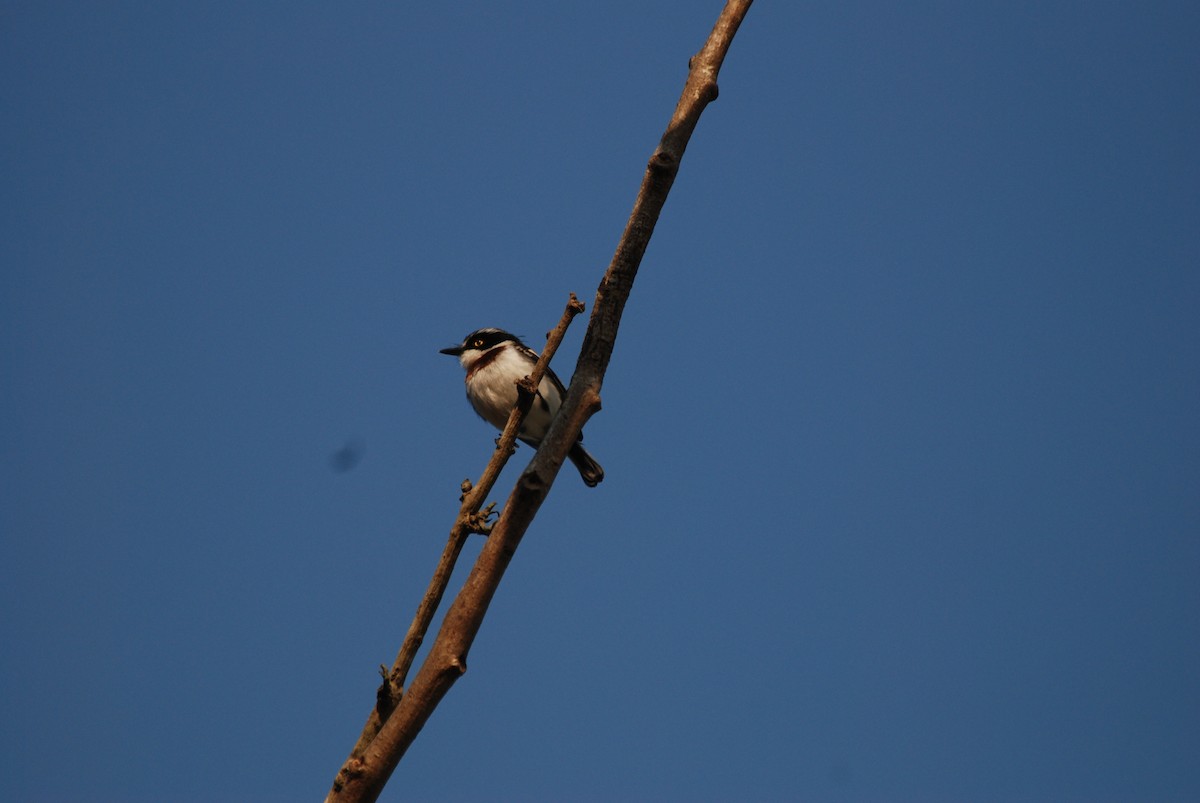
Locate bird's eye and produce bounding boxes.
[473,339,484,348]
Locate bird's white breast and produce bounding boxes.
[464,347,561,442]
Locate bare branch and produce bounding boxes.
[326,2,752,800]
[335,294,585,766]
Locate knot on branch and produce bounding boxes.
[516,375,537,401]
[332,758,366,792]
[519,467,548,494]
[466,502,498,536]
[583,388,603,417]
[649,150,676,173]
[374,666,402,716]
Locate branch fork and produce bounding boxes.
[326,3,753,799]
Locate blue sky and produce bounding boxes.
[3,2,1198,801]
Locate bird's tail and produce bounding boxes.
[568,442,604,487]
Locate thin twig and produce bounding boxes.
[339,294,585,763]
[393,293,584,687]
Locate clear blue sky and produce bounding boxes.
[3,3,1198,801]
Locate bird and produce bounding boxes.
[440,327,604,487]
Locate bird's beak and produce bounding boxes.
[439,345,463,356]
